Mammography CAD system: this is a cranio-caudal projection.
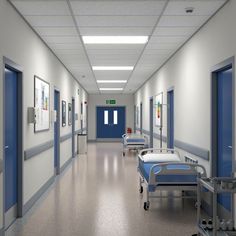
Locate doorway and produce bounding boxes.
[212,58,234,217]
[167,89,174,149]
[149,98,153,148]
[72,98,75,158]
[96,106,125,139]
[140,103,143,134]
[54,89,60,174]
[4,62,23,228]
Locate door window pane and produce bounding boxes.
[104,110,108,125]
[114,110,118,125]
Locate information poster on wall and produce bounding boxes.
[155,92,163,127]
[34,76,50,132]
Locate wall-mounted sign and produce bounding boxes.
[34,76,50,132]
[106,99,116,105]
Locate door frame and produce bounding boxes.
[54,88,60,175]
[140,102,143,134]
[96,105,126,141]
[3,57,24,226]
[72,97,75,158]
[167,87,174,149]
[134,105,136,133]
[211,56,235,217]
[149,98,154,148]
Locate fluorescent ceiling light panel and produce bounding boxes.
[93,66,133,71]
[97,80,127,83]
[99,88,123,91]
[82,36,148,44]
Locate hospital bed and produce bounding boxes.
[122,133,148,156]
[137,148,206,210]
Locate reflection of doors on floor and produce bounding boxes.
[216,67,233,213]
[96,106,125,138]
[4,67,18,228]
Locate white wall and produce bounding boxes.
[88,94,134,140]
[0,0,87,229]
[135,0,235,177]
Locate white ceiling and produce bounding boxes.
[10,0,227,94]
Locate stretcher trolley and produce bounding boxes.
[137,148,206,210]
[122,133,148,156]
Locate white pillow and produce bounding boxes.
[141,153,180,163]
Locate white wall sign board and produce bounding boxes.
[34,76,50,132]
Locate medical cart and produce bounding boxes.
[197,177,236,236]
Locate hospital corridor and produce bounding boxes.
[0,0,236,236]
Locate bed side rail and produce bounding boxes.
[139,148,180,158]
[148,162,207,185]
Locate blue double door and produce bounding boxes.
[216,67,233,212]
[97,106,125,139]
[4,67,19,227]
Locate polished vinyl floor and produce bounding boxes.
[6,142,197,236]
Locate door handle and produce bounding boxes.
[5,146,9,149]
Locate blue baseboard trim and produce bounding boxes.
[60,157,72,173]
[22,175,55,215]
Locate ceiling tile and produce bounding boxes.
[164,0,226,16]
[75,16,158,27]
[42,36,81,44]
[24,15,74,27]
[34,27,78,36]
[79,27,153,36]
[49,43,84,50]
[153,27,197,36]
[158,15,209,27]
[149,36,187,44]
[70,1,166,16]
[11,1,70,15]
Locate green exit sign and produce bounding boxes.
[106,99,116,105]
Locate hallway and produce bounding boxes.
[6,143,197,236]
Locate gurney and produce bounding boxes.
[122,133,148,156]
[137,148,206,210]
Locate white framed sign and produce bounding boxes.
[34,76,50,132]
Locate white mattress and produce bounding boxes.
[141,153,180,163]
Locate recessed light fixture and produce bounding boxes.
[97,80,127,83]
[93,66,134,71]
[82,36,149,44]
[99,88,123,91]
[185,7,194,14]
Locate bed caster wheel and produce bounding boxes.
[144,201,150,211]
[122,152,125,156]
[139,186,143,194]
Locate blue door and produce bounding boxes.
[4,68,18,213]
[149,99,153,148]
[72,99,75,157]
[167,90,174,149]
[217,67,232,212]
[54,90,60,174]
[97,107,125,138]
